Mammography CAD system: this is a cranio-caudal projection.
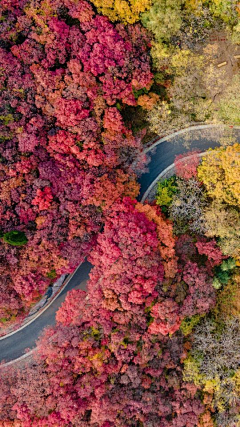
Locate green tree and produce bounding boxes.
[155,175,178,213]
[2,230,28,246]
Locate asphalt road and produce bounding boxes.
[0,262,92,363]
[138,126,240,198]
[1,126,239,363]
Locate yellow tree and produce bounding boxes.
[209,0,239,25]
[215,273,240,319]
[215,75,240,126]
[198,145,240,263]
[90,0,152,24]
[197,144,240,207]
[203,201,240,262]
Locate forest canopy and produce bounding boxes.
[0,0,240,426]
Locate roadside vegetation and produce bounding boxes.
[155,144,240,426]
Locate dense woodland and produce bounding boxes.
[0,0,240,426]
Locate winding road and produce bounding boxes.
[1,125,239,364]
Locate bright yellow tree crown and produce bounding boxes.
[91,0,152,24]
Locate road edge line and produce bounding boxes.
[143,124,240,154]
[141,151,211,202]
[0,262,84,341]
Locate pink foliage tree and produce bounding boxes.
[174,151,201,180]
[32,187,53,211]
[180,261,216,317]
[195,238,225,268]
[149,299,181,335]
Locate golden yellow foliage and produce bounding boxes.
[91,0,152,24]
[203,201,240,261]
[183,355,202,386]
[197,144,240,207]
[185,0,202,12]
[170,49,204,76]
[149,41,173,70]
[233,369,240,395]
[215,273,240,319]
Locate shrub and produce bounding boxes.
[180,314,204,336]
[213,258,236,289]
[2,230,28,246]
[156,175,178,213]
[46,269,57,279]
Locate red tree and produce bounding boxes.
[174,151,200,180]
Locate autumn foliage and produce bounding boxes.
[0,0,153,323]
[135,202,178,278]
[162,144,240,425]
[197,144,240,207]
[1,1,240,425]
[197,144,240,263]
[90,0,152,24]
[0,198,207,426]
[0,189,231,425]
[174,151,201,180]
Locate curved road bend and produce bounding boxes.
[0,262,92,363]
[1,126,240,363]
[139,126,240,198]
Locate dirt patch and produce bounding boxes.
[201,30,240,102]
